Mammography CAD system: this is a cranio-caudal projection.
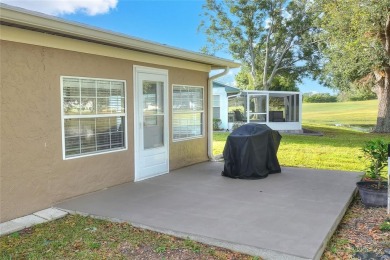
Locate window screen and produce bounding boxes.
[62,77,126,158]
[172,85,204,141]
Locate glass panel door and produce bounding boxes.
[143,81,164,149]
[134,67,169,182]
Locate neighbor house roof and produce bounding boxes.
[213,81,241,94]
[0,4,240,70]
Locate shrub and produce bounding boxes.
[337,89,377,101]
[213,119,222,130]
[360,139,388,189]
[348,92,377,101]
[379,219,390,231]
[303,93,337,103]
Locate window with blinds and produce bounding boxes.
[61,76,126,159]
[172,85,204,141]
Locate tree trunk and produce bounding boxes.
[248,37,258,90]
[262,22,273,91]
[373,68,390,133]
[374,13,390,133]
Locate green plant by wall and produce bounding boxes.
[213,118,222,130]
[360,139,389,189]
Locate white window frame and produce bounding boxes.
[213,94,221,120]
[172,84,204,142]
[61,76,127,160]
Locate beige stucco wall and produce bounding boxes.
[0,39,209,222]
[169,69,209,170]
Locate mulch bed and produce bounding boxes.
[322,195,390,259]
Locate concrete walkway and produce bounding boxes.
[56,162,361,260]
[0,208,68,236]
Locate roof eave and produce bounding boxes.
[0,4,240,70]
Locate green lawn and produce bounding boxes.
[302,99,378,125]
[0,215,256,260]
[277,124,389,171]
[214,100,389,172]
[214,124,390,172]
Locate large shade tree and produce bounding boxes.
[316,0,390,133]
[235,64,300,91]
[199,0,320,91]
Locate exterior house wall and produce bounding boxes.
[169,68,209,170]
[0,38,209,222]
[212,87,229,130]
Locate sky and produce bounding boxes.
[1,0,333,94]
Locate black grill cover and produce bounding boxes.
[222,123,282,179]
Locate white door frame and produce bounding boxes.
[133,65,169,181]
[246,93,269,123]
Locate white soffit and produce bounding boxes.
[0,4,240,70]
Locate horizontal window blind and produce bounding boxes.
[172,85,204,141]
[62,77,126,158]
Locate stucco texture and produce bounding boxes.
[169,68,209,170]
[0,40,209,222]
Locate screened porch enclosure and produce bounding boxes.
[228,91,302,132]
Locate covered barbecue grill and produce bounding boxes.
[222,123,282,179]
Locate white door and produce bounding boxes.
[134,66,169,181]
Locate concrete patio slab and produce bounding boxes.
[56,162,361,260]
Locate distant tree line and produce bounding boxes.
[303,89,377,103]
[303,93,337,103]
